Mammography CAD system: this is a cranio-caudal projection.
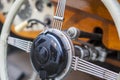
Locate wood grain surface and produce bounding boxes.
[52,0,120,50]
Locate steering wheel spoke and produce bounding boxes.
[72,56,119,80]
[7,36,33,53]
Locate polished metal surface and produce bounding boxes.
[72,56,118,80]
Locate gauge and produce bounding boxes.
[47,1,53,8]
[17,0,32,20]
[44,15,52,26]
[35,0,43,12]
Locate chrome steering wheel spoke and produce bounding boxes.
[7,36,33,53]
[72,56,119,80]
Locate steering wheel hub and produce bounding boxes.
[37,47,49,64]
[30,29,74,79]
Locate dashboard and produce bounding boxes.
[0,0,54,31]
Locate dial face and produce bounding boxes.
[17,0,32,20]
[44,15,52,26]
[35,0,44,12]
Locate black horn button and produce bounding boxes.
[30,29,74,79]
[37,47,49,64]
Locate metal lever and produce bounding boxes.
[67,27,102,40]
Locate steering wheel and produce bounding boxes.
[0,0,120,80]
[0,0,73,79]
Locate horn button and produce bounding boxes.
[30,29,74,79]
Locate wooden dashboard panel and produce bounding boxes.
[53,0,120,50]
